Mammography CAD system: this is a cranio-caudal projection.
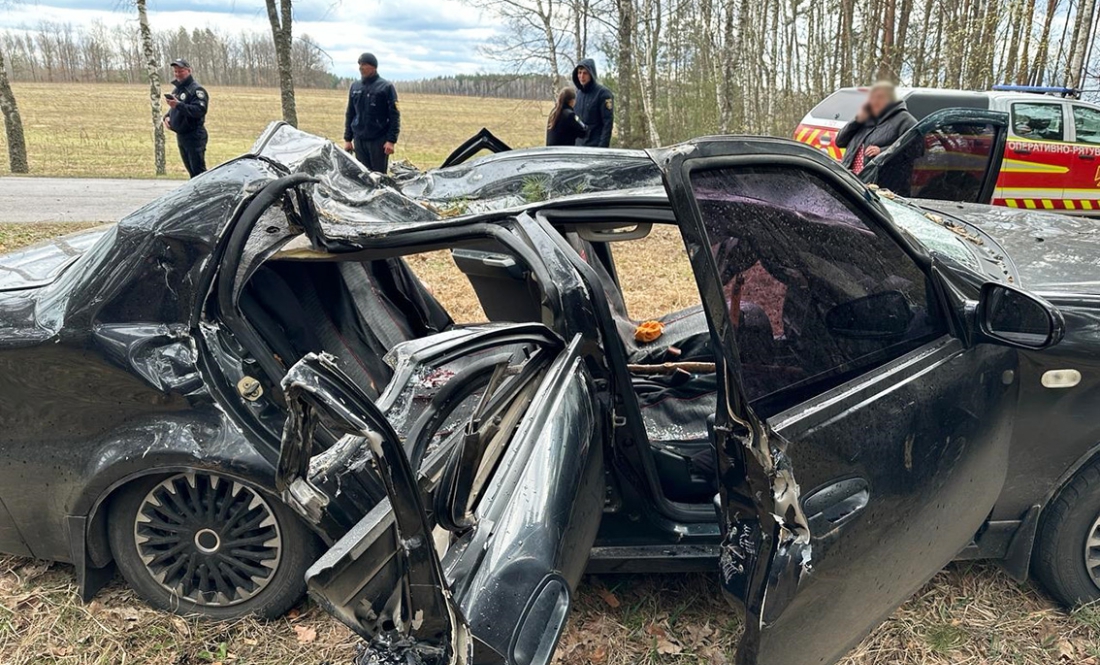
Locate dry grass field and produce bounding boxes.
[1,221,1099,664]
[0,82,553,178]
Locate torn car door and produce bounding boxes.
[860,108,1009,203]
[652,137,1026,665]
[280,331,606,665]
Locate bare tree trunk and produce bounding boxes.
[1017,0,1037,82]
[570,0,590,61]
[136,0,165,176]
[536,0,564,85]
[264,0,298,126]
[889,0,913,81]
[1030,0,1058,84]
[636,0,661,145]
[0,46,27,173]
[877,0,897,79]
[615,0,636,146]
[717,0,737,132]
[1069,0,1098,86]
[1004,0,1023,82]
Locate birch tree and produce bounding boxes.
[0,0,27,173]
[136,0,166,175]
[264,0,298,127]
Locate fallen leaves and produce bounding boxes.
[293,624,318,643]
[595,587,621,609]
[646,622,683,655]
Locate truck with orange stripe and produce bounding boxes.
[795,86,1100,214]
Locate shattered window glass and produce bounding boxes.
[880,198,980,272]
[1011,102,1064,141]
[691,167,946,410]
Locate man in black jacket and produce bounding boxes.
[163,59,209,178]
[572,58,613,147]
[343,53,401,173]
[835,82,916,175]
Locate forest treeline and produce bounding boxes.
[2,0,1099,152]
[465,0,1100,146]
[1,22,341,89]
[400,74,555,99]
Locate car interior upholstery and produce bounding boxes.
[239,258,453,400]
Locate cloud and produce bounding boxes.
[0,0,502,79]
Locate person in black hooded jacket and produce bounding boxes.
[572,58,614,147]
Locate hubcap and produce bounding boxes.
[134,473,282,607]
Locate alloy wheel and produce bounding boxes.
[1087,511,1100,590]
[133,473,282,607]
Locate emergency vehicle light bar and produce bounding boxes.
[992,84,1080,98]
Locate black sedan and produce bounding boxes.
[0,116,1098,665]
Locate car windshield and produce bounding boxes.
[879,197,981,272]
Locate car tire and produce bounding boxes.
[1033,457,1100,606]
[108,471,320,619]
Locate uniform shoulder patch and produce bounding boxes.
[605,98,613,110]
[196,90,206,100]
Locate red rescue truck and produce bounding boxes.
[795,85,1100,214]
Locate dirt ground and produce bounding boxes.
[0,222,1099,664]
[0,83,553,179]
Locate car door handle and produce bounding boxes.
[1012,147,1032,155]
[801,477,870,536]
[1079,153,1095,160]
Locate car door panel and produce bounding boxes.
[650,138,1021,665]
[1067,104,1100,211]
[756,337,1016,664]
[861,108,1009,204]
[998,101,1070,207]
[280,333,605,665]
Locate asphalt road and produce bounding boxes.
[0,177,181,223]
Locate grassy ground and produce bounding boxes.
[0,83,553,178]
[1,225,1099,664]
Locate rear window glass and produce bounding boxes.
[809,90,865,122]
[904,93,989,120]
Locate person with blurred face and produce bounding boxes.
[835,81,916,175]
[163,58,209,178]
[343,52,401,173]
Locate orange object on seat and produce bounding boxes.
[634,320,664,343]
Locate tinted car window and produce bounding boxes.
[1012,102,1064,140]
[1073,105,1100,145]
[809,90,865,122]
[690,167,946,411]
[904,92,989,121]
[877,121,998,201]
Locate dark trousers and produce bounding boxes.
[177,128,208,178]
[353,137,389,173]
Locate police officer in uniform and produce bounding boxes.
[343,53,401,173]
[572,58,613,147]
[163,58,209,178]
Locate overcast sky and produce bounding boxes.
[0,0,502,80]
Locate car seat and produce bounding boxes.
[239,258,452,399]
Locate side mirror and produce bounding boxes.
[826,291,914,339]
[976,282,1064,349]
